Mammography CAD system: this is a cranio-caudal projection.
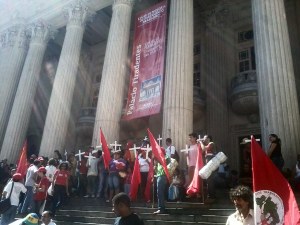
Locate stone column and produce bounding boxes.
[203,4,234,152]
[0,23,29,149]
[0,22,53,163]
[39,2,92,156]
[162,0,193,168]
[252,0,300,169]
[92,0,134,145]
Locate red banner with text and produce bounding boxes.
[123,0,168,120]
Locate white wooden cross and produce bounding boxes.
[197,135,202,144]
[84,152,95,166]
[143,136,148,142]
[110,141,122,153]
[75,149,85,162]
[180,145,193,153]
[244,138,260,143]
[141,144,152,160]
[129,144,140,158]
[64,149,68,161]
[157,134,162,146]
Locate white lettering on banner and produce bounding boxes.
[127,44,142,115]
[138,6,166,25]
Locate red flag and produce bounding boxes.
[16,140,28,178]
[144,160,154,202]
[129,158,141,201]
[186,144,204,195]
[251,136,300,224]
[100,129,112,170]
[147,128,170,182]
[124,141,133,163]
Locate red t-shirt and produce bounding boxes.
[78,153,88,174]
[54,170,69,186]
[34,177,50,201]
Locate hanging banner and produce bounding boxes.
[123,0,168,120]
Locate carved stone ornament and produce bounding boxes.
[113,0,135,8]
[28,21,56,45]
[64,0,95,27]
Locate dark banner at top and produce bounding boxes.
[123,0,168,120]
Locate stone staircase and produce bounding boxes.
[53,190,236,225]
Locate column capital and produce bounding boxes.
[113,0,135,8]
[27,21,56,45]
[203,0,234,29]
[1,24,29,49]
[64,0,95,27]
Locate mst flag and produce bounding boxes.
[186,144,204,196]
[129,157,141,201]
[16,140,28,178]
[100,129,112,169]
[147,128,170,182]
[251,136,300,224]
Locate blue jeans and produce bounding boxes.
[108,173,120,191]
[21,186,33,213]
[97,172,108,198]
[157,175,167,212]
[1,205,17,225]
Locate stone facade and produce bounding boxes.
[0,0,299,171]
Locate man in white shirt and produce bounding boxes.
[226,185,254,225]
[165,138,176,159]
[21,159,41,213]
[41,211,56,225]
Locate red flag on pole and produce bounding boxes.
[147,128,170,182]
[251,136,300,224]
[144,160,154,202]
[100,129,112,170]
[16,140,28,178]
[129,158,141,201]
[186,144,204,196]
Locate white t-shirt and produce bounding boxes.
[3,181,27,206]
[166,145,176,158]
[187,144,198,167]
[87,158,100,176]
[25,165,38,187]
[46,165,57,182]
[42,221,56,225]
[138,155,150,172]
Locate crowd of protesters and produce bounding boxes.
[1,132,295,223]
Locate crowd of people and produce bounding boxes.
[0,132,297,224]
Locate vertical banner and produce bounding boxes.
[123,0,168,120]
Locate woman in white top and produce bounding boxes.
[138,151,150,200]
[1,173,27,225]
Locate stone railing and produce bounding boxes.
[229,71,259,115]
[77,107,96,125]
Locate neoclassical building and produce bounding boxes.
[0,0,299,171]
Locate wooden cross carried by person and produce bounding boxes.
[110,141,122,153]
[129,144,140,158]
[141,144,152,160]
[180,145,193,153]
[157,134,162,146]
[84,152,95,166]
[75,149,85,162]
[65,149,68,161]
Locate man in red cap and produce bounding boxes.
[33,167,50,216]
[1,173,27,224]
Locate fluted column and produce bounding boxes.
[0,23,29,149]
[92,0,134,145]
[252,0,300,169]
[39,1,92,156]
[203,4,234,152]
[0,22,53,163]
[162,0,193,168]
